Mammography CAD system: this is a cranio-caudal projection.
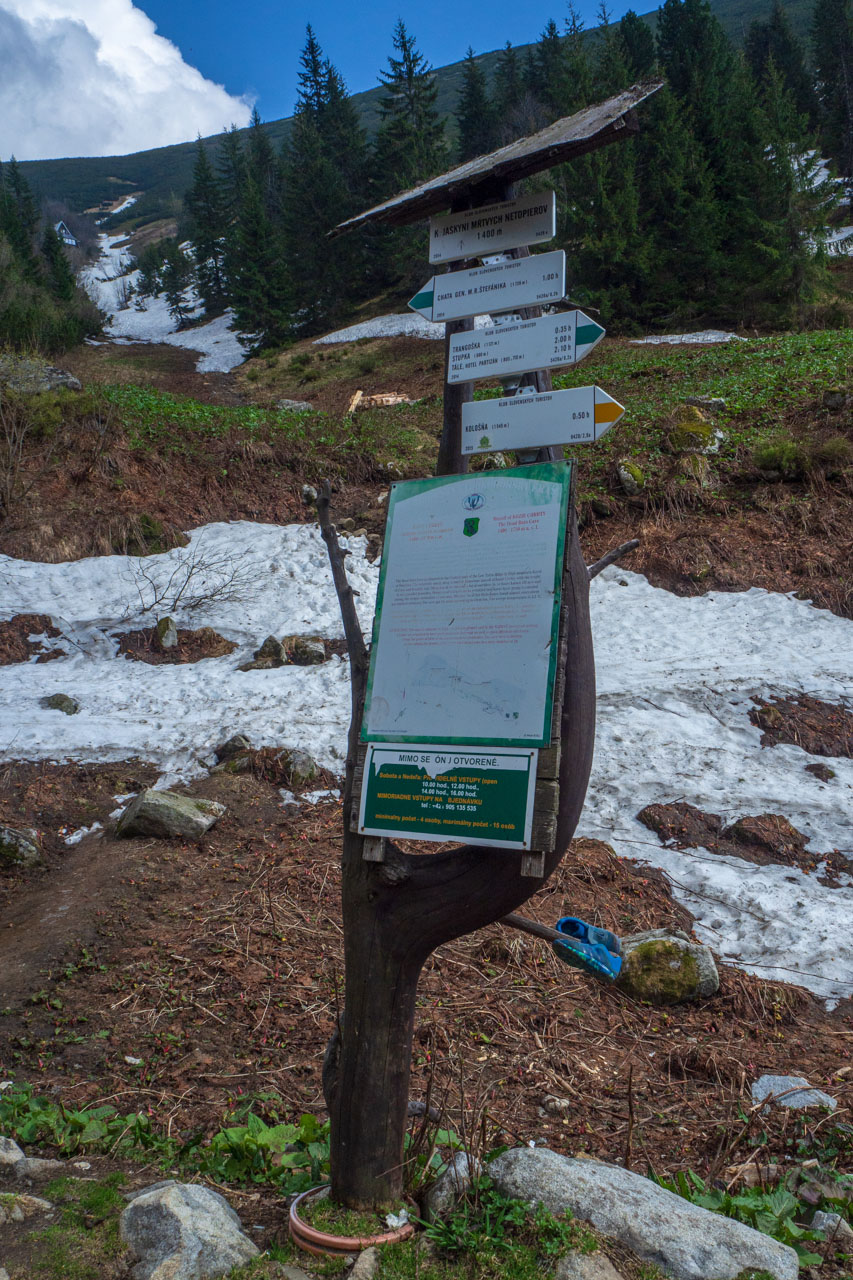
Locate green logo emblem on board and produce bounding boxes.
[463,517,480,537]
[479,435,490,449]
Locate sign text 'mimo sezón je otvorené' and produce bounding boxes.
[358,744,538,849]
[408,250,565,324]
[428,191,557,264]
[361,463,571,748]
[461,386,625,455]
[448,310,605,384]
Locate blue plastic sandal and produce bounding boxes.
[552,916,623,981]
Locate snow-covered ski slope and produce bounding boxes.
[1,526,851,1003]
[80,233,249,372]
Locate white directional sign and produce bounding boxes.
[429,191,556,264]
[461,386,625,455]
[409,250,565,324]
[448,310,605,384]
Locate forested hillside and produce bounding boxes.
[156,0,852,344]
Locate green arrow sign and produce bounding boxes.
[448,310,605,384]
[408,251,566,323]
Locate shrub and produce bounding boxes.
[752,436,808,478]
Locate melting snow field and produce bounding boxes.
[80,233,250,373]
[1,525,852,1002]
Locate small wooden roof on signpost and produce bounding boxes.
[333,80,663,235]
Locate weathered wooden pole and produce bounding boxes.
[323,82,662,1210]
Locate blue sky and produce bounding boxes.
[1,0,641,161]
[133,0,638,122]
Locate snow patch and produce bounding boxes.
[631,331,746,345]
[79,233,249,372]
[0,531,851,1003]
[314,313,495,344]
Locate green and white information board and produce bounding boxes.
[358,744,538,849]
[361,461,571,748]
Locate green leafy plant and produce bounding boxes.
[651,1169,823,1264]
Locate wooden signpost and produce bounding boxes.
[323,81,662,1210]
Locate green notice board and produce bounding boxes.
[361,461,571,748]
[358,744,538,849]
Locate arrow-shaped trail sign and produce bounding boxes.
[448,310,605,384]
[461,386,624,455]
[409,250,565,324]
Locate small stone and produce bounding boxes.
[337,517,356,531]
[542,1094,571,1116]
[238,657,279,672]
[14,1157,65,1178]
[351,1246,380,1280]
[302,484,318,504]
[283,635,326,666]
[812,1209,853,1243]
[556,1252,626,1280]
[254,635,287,664]
[275,748,319,788]
[617,929,719,1004]
[0,825,41,866]
[616,459,644,496]
[685,395,727,414]
[751,1075,837,1112]
[0,1135,24,1165]
[214,733,252,763]
[116,790,226,840]
[353,528,368,538]
[279,789,301,815]
[424,1152,480,1222]
[805,762,835,782]
[39,692,79,715]
[591,498,612,517]
[0,1266,10,1280]
[155,616,178,649]
[278,399,313,412]
[0,1193,53,1225]
[822,388,848,411]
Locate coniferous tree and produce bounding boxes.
[374,21,448,195]
[455,49,498,161]
[745,0,816,122]
[228,173,291,345]
[185,141,227,311]
[812,0,853,179]
[41,224,76,301]
[532,19,574,120]
[619,10,657,79]
[494,42,523,117]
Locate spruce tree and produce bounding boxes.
[374,21,448,195]
[532,19,573,120]
[745,0,816,122]
[812,0,853,179]
[185,141,227,311]
[619,10,657,78]
[228,174,291,346]
[455,48,498,161]
[41,224,76,301]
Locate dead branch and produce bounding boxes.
[587,539,640,580]
[317,480,368,713]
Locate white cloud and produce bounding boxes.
[0,0,253,161]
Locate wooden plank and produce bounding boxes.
[520,851,547,877]
[332,83,662,233]
[362,837,387,863]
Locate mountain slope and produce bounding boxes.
[17,0,816,219]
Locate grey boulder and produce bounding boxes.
[156,617,178,649]
[751,1074,837,1111]
[0,825,41,866]
[214,733,251,763]
[618,929,719,1004]
[489,1147,798,1280]
[276,747,319,788]
[283,634,326,665]
[116,791,225,840]
[120,1180,259,1279]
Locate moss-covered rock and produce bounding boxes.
[0,824,41,866]
[616,458,644,496]
[283,634,326,666]
[39,692,79,715]
[617,929,719,1004]
[668,405,716,453]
